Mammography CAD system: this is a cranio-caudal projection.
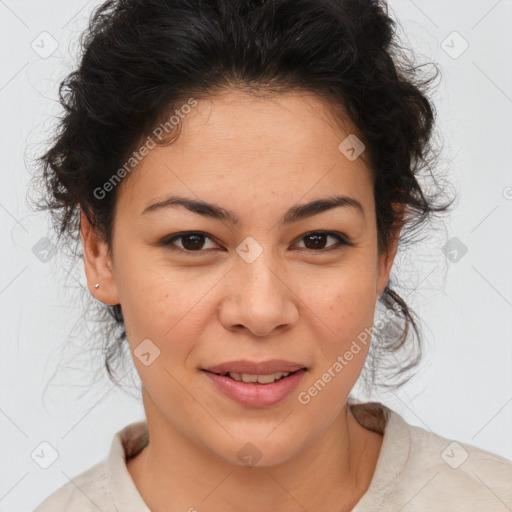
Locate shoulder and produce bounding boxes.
[32,460,115,512]
[390,411,512,510]
[410,420,512,483]
[32,420,149,512]
[349,401,512,511]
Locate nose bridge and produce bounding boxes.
[235,235,281,297]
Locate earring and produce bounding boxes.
[94,283,100,289]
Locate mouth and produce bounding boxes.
[202,359,308,375]
[203,368,305,384]
[201,360,308,408]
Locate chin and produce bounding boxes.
[202,424,313,469]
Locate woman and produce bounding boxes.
[32,0,512,510]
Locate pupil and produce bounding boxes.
[183,234,204,250]
[305,233,326,250]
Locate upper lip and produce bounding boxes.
[202,359,308,375]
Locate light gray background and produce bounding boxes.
[1,0,511,510]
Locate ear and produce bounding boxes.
[376,203,404,298]
[80,209,120,306]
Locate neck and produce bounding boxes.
[127,392,382,512]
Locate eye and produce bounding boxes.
[293,231,352,252]
[160,230,352,254]
[161,232,219,253]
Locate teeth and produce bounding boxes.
[228,371,291,384]
[256,372,289,384]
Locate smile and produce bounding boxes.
[211,371,292,384]
[202,367,307,408]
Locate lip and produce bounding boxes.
[202,368,307,408]
[202,359,308,375]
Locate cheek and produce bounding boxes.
[299,264,378,343]
[114,251,220,365]
[295,266,378,408]
[296,272,377,413]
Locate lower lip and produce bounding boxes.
[202,369,306,408]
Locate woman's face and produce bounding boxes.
[84,90,398,466]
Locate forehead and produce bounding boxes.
[116,90,374,219]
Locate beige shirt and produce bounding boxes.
[33,401,512,511]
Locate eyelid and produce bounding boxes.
[160,230,353,254]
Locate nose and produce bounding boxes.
[219,250,299,337]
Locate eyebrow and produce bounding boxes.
[140,194,365,225]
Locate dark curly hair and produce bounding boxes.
[32,0,454,396]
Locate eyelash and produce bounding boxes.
[160,231,353,255]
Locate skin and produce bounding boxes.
[81,89,401,512]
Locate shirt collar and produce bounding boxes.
[348,400,411,509]
[107,420,151,512]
